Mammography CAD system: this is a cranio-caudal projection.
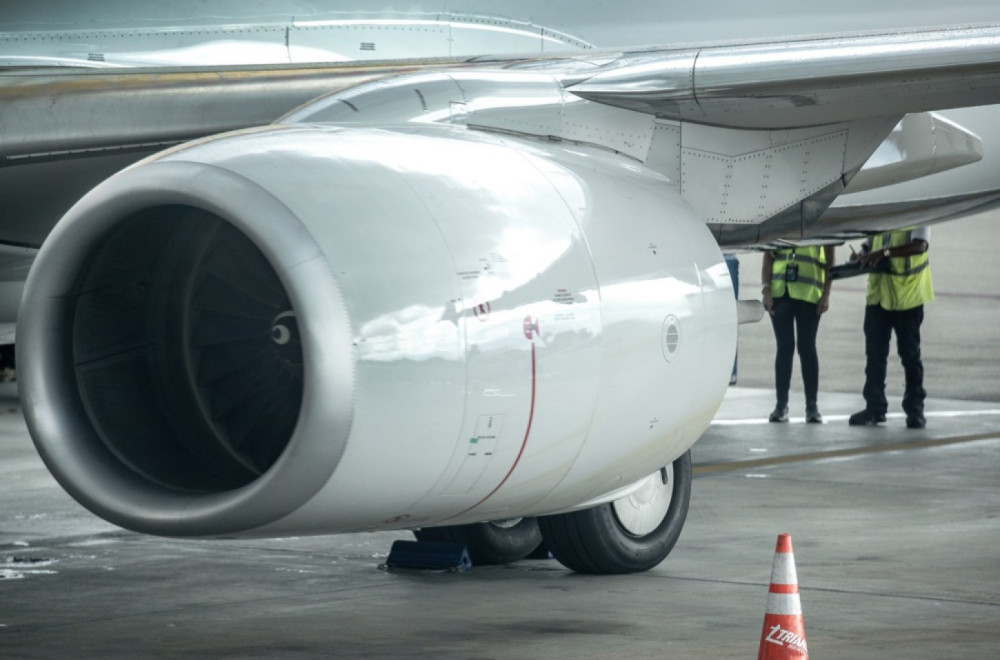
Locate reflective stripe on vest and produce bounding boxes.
[866,231,934,310]
[770,247,826,303]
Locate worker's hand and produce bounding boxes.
[849,245,867,264]
[817,292,830,316]
[860,250,883,268]
[762,290,774,315]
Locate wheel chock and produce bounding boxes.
[384,540,472,572]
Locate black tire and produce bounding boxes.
[413,518,543,565]
[537,451,692,574]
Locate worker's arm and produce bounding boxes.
[860,238,928,267]
[761,251,775,315]
[818,245,835,316]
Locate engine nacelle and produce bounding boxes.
[18,123,735,538]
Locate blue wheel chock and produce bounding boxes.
[384,540,473,572]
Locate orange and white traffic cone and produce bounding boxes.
[758,533,809,660]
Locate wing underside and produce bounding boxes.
[4,24,1000,250]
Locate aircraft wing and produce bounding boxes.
[0,58,480,248]
[568,26,1000,128]
[4,25,1000,250]
[563,25,1000,245]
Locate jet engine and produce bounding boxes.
[18,122,736,540]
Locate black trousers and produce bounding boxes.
[0,344,13,370]
[770,295,821,406]
[862,304,925,416]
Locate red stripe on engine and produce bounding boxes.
[446,342,537,520]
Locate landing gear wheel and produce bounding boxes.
[537,450,692,574]
[413,518,543,565]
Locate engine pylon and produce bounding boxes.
[757,533,809,659]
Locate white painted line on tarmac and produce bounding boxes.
[711,409,1000,426]
[694,430,1000,475]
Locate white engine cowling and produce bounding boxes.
[18,123,735,538]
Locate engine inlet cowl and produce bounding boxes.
[19,159,355,537]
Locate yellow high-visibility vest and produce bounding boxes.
[867,231,934,310]
[770,247,827,303]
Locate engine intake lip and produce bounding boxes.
[18,160,355,537]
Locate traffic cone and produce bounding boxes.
[758,533,809,659]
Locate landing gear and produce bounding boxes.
[413,517,543,565]
[413,451,692,574]
[537,450,692,574]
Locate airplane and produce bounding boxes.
[4,1,1000,575]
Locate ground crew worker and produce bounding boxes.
[848,228,933,428]
[762,245,834,423]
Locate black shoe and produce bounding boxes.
[768,404,789,423]
[805,405,823,424]
[906,415,926,429]
[848,409,885,426]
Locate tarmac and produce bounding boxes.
[2,211,999,659]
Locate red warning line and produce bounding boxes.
[445,342,537,521]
